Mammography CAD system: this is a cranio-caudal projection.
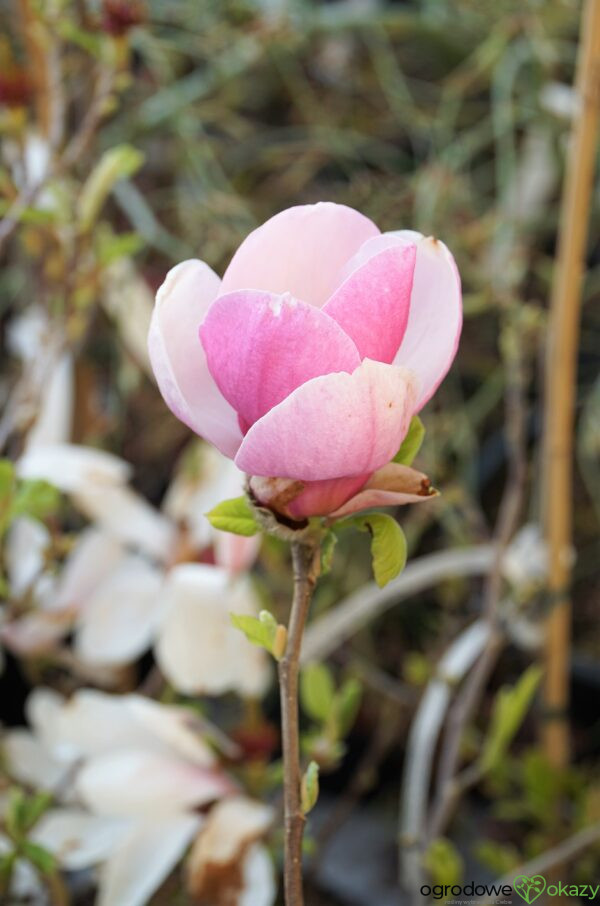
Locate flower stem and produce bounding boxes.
[278,539,320,906]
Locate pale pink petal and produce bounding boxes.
[98,815,201,906]
[125,696,216,767]
[74,556,164,665]
[148,259,242,457]
[250,475,369,520]
[2,729,69,791]
[187,797,273,903]
[32,809,128,870]
[393,233,462,408]
[155,565,271,698]
[328,462,438,519]
[213,531,261,575]
[17,443,131,492]
[51,529,124,613]
[236,359,418,480]
[323,243,416,362]
[72,485,175,564]
[77,750,232,816]
[240,845,276,906]
[200,290,360,429]
[220,202,380,307]
[1,613,68,656]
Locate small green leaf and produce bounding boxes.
[301,663,336,723]
[78,144,145,231]
[479,666,543,774]
[230,608,286,659]
[320,530,337,575]
[301,760,320,815]
[206,496,260,537]
[96,228,144,266]
[5,788,28,839]
[21,841,56,875]
[423,838,464,886]
[393,415,425,465]
[0,851,16,892]
[333,678,363,737]
[12,480,60,523]
[21,791,54,832]
[0,459,16,535]
[337,513,407,588]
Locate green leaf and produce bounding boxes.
[20,841,56,875]
[300,663,336,723]
[12,480,60,523]
[5,787,28,839]
[337,513,407,588]
[96,229,144,266]
[393,415,425,465]
[0,459,16,535]
[0,851,16,892]
[301,761,320,815]
[423,838,464,886]
[78,144,145,231]
[230,609,285,659]
[20,792,54,832]
[320,530,337,575]
[206,496,260,537]
[479,666,543,774]
[333,678,363,737]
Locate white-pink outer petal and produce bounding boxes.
[148,259,242,457]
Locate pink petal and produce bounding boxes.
[342,232,462,409]
[148,260,242,457]
[236,359,418,480]
[200,290,360,429]
[219,203,380,307]
[323,243,416,363]
[250,475,369,520]
[213,532,261,575]
[328,462,438,519]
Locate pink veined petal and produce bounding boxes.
[323,243,416,363]
[342,231,462,408]
[148,260,242,458]
[219,203,380,307]
[235,359,418,480]
[200,290,361,429]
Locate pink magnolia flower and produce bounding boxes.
[148,203,462,520]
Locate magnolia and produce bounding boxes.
[5,444,269,698]
[1,689,275,906]
[149,202,461,519]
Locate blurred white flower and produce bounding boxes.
[1,689,276,906]
[502,524,549,593]
[5,441,269,697]
[154,564,271,698]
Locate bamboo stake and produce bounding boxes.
[541,0,600,768]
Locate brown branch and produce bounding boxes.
[278,539,320,906]
[541,0,600,770]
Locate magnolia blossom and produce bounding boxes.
[149,202,462,519]
[4,443,269,697]
[1,689,275,906]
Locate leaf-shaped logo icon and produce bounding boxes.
[514,874,547,904]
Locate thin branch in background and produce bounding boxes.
[399,619,491,897]
[302,545,496,664]
[541,0,600,770]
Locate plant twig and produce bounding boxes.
[279,539,320,906]
[493,822,600,897]
[541,0,600,769]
